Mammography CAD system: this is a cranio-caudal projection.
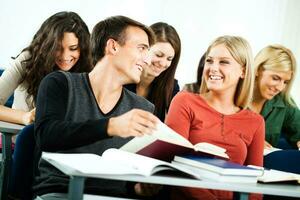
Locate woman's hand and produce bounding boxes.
[264,140,273,149]
[22,108,35,125]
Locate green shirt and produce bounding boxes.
[261,95,300,148]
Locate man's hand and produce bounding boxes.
[134,183,162,197]
[296,140,300,149]
[22,108,36,125]
[107,109,158,137]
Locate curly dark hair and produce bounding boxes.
[147,22,181,121]
[19,11,92,107]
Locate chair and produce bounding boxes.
[1,69,38,199]
[8,124,36,200]
[0,121,24,200]
[0,69,14,108]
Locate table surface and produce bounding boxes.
[0,120,24,134]
[68,172,300,198]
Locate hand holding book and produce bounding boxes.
[120,121,229,161]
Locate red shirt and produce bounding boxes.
[166,92,265,200]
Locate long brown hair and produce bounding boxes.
[20,11,92,107]
[148,22,181,120]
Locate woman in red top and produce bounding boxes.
[166,35,265,200]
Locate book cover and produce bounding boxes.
[174,154,263,176]
[120,121,229,162]
[41,148,200,178]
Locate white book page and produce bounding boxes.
[194,142,226,153]
[258,169,300,183]
[152,121,194,148]
[263,147,282,156]
[102,149,172,176]
[120,121,193,152]
[193,142,229,159]
[42,152,138,176]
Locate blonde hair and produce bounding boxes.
[200,35,254,109]
[254,44,297,106]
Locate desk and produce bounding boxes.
[0,120,24,199]
[58,169,300,200]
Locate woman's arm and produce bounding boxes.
[0,51,34,124]
[283,105,300,148]
[0,106,35,125]
[245,116,265,166]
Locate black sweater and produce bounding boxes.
[34,71,154,197]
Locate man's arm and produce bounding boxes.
[35,72,159,152]
[35,72,110,151]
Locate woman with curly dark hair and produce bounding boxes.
[126,22,181,122]
[0,11,92,125]
[0,11,91,200]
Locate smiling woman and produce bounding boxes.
[251,44,300,149]
[125,22,181,122]
[0,11,92,200]
[166,35,264,200]
[55,32,81,71]
[250,45,300,192]
[0,11,92,125]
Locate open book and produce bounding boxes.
[259,169,300,184]
[263,147,282,156]
[120,121,229,161]
[42,148,201,179]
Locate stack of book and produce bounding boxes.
[119,121,263,183]
[172,154,263,183]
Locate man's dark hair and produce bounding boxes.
[91,15,155,65]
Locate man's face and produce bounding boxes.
[114,26,151,84]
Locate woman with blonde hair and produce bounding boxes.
[166,35,264,200]
[251,44,300,174]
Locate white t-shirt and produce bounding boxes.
[0,51,33,111]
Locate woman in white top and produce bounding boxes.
[0,11,92,125]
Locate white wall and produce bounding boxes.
[1,0,299,104]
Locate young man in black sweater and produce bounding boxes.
[34,16,159,199]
